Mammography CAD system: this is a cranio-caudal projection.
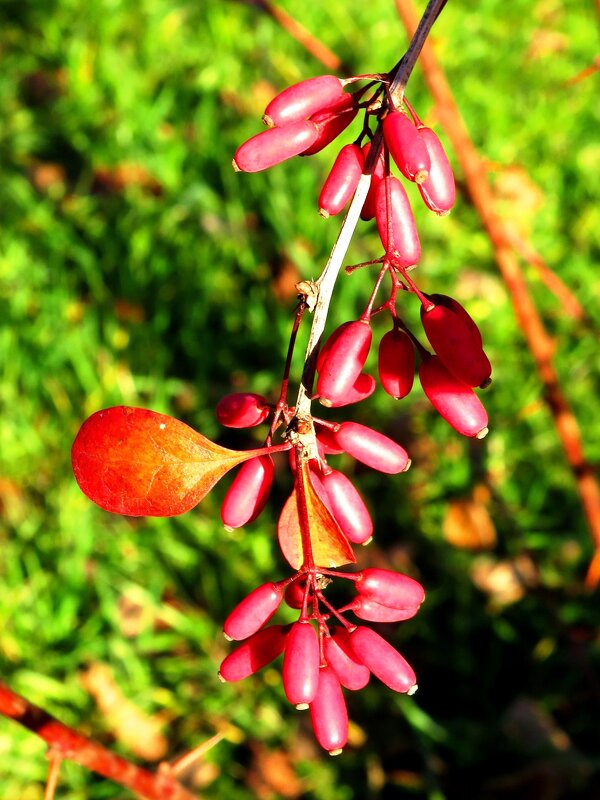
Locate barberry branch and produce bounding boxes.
[0,681,198,800]
[393,0,600,585]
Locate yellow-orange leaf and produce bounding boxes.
[72,406,263,516]
[277,461,356,570]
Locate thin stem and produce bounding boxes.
[44,752,62,800]
[267,299,307,443]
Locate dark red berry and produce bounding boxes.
[220,455,274,529]
[219,625,287,682]
[317,320,372,407]
[378,327,415,399]
[216,392,269,428]
[421,304,491,388]
[324,629,370,690]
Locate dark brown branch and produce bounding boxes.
[0,681,197,800]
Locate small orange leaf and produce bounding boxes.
[278,461,356,570]
[72,406,265,516]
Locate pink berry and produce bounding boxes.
[417,127,456,214]
[317,320,372,407]
[383,110,431,183]
[375,176,421,268]
[220,455,274,529]
[378,327,415,399]
[223,582,284,641]
[421,304,491,388]
[301,97,358,156]
[321,469,373,544]
[324,629,370,691]
[315,424,345,455]
[219,625,287,682]
[233,120,319,173]
[216,392,269,428]
[348,626,417,694]
[282,621,320,708]
[351,596,420,623]
[356,568,425,610]
[419,355,489,438]
[318,143,365,217]
[325,373,376,408]
[309,666,349,755]
[263,76,345,127]
[334,421,410,474]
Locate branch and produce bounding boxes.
[394,0,600,585]
[0,681,197,800]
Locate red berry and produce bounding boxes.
[419,355,489,438]
[282,621,320,708]
[219,625,287,682]
[348,626,417,694]
[319,143,365,217]
[317,320,372,407]
[356,568,425,610]
[216,392,269,428]
[421,304,491,388]
[321,469,373,544]
[315,423,345,455]
[334,421,410,474]
[220,455,274,529]
[325,372,376,408]
[426,293,483,346]
[309,666,348,755]
[378,327,415,399]
[351,596,420,623]
[284,578,311,610]
[324,629,370,690]
[233,121,319,173]
[263,76,345,127]
[301,96,358,156]
[417,127,456,214]
[223,582,284,641]
[375,176,421,268]
[383,110,431,183]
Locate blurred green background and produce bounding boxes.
[1,0,599,797]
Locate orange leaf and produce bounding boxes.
[278,461,356,570]
[72,406,263,516]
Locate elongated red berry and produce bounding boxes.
[221,455,274,529]
[426,293,482,345]
[356,568,425,610]
[375,176,421,268]
[309,666,348,755]
[282,621,320,708]
[325,373,376,408]
[219,625,287,682]
[417,127,456,214]
[334,421,410,474]
[263,76,345,127]
[233,120,319,172]
[324,629,370,690]
[421,304,491,388]
[321,469,373,544]
[383,110,431,183]
[349,626,417,694]
[378,327,415,399]
[319,143,365,217]
[419,355,489,438]
[302,99,358,156]
[223,582,284,641]
[351,596,420,623]
[360,141,386,221]
[216,392,269,428]
[317,320,372,406]
[315,424,345,455]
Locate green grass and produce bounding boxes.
[1,0,599,798]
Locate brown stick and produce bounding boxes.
[394,0,600,585]
[0,682,197,800]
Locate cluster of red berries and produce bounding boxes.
[222,71,492,753]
